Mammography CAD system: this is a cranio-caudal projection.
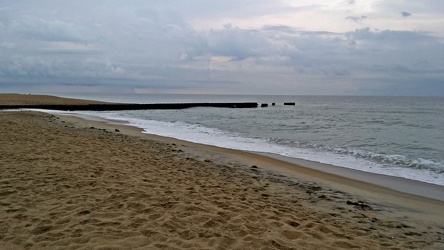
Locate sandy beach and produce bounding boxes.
[1,94,444,249]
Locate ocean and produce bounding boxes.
[57,94,444,186]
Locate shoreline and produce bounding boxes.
[258,152,444,202]
[58,112,444,221]
[46,108,443,189]
[56,110,444,202]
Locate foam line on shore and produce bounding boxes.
[256,152,444,202]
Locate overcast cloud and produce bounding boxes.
[1,0,443,95]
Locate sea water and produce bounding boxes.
[58,94,444,186]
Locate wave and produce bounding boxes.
[320,147,444,174]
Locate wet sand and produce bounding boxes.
[1,94,444,249]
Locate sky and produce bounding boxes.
[1,0,444,96]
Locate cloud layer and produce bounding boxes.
[1,0,443,95]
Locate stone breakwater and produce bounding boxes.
[0,102,259,111]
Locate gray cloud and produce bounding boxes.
[1,1,443,96]
[401,11,412,17]
[14,16,93,43]
[346,15,367,22]
[375,1,444,15]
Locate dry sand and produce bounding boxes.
[1,94,444,249]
